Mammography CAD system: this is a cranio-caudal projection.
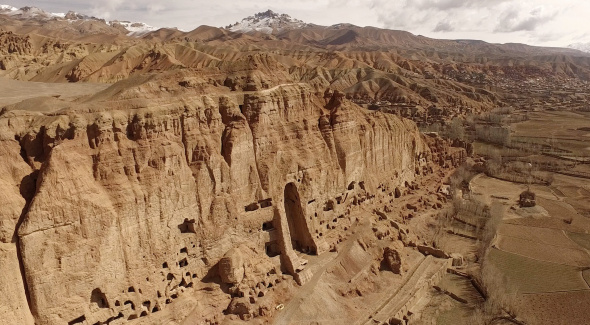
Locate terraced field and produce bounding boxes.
[487,248,589,293]
[496,236,590,267]
[498,224,580,248]
[518,291,590,325]
[504,217,585,232]
[469,174,526,205]
[536,197,581,223]
[476,110,590,324]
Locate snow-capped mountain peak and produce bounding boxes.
[0,4,158,37]
[0,4,17,11]
[110,20,157,36]
[226,10,310,34]
[0,5,65,18]
[568,42,590,53]
[0,5,106,21]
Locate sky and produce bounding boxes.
[5,0,590,47]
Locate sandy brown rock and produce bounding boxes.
[2,7,589,325]
[382,247,403,274]
[0,139,35,325]
[0,76,445,324]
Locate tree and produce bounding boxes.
[448,117,465,140]
[478,202,504,259]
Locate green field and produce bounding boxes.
[488,248,588,293]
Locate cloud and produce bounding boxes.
[531,31,566,44]
[89,0,126,19]
[415,0,510,11]
[365,0,571,45]
[494,6,557,32]
[433,20,453,32]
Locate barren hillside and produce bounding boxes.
[1,6,590,325]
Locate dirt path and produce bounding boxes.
[356,255,430,325]
[273,217,368,325]
[235,83,307,96]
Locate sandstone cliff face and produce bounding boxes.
[0,84,431,325]
[0,140,35,325]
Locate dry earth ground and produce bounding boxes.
[0,76,109,107]
[466,111,590,324]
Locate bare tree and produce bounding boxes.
[479,261,524,324]
[478,202,504,259]
[476,125,511,146]
[448,117,465,140]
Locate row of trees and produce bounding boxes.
[444,163,531,324]
[475,125,511,146]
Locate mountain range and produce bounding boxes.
[1,5,589,53]
[0,4,156,36]
[1,5,590,114]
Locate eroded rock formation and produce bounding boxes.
[0,79,461,324]
[382,247,404,274]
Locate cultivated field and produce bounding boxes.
[517,291,590,324]
[467,110,590,324]
[487,248,588,293]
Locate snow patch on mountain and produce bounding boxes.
[227,10,310,34]
[1,5,65,18]
[0,4,158,37]
[111,20,157,36]
[0,4,17,11]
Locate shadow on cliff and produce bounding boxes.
[200,261,232,295]
[12,170,39,313]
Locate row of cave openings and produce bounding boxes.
[264,179,411,259]
[69,245,197,325]
[69,178,410,324]
[260,180,379,260]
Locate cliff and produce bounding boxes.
[0,80,452,325]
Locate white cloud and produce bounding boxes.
[3,0,589,46]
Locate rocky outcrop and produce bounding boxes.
[0,83,439,324]
[382,247,403,274]
[0,31,32,55]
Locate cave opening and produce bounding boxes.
[262,221,274,231]
[178,218,196,234]
[265,241,280,257]
[259,198,273,208]
[284,182,317,255]
[124,301,135,310]
[348,181,356,190]
[179,258,188,267]
[90,288,109,309]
